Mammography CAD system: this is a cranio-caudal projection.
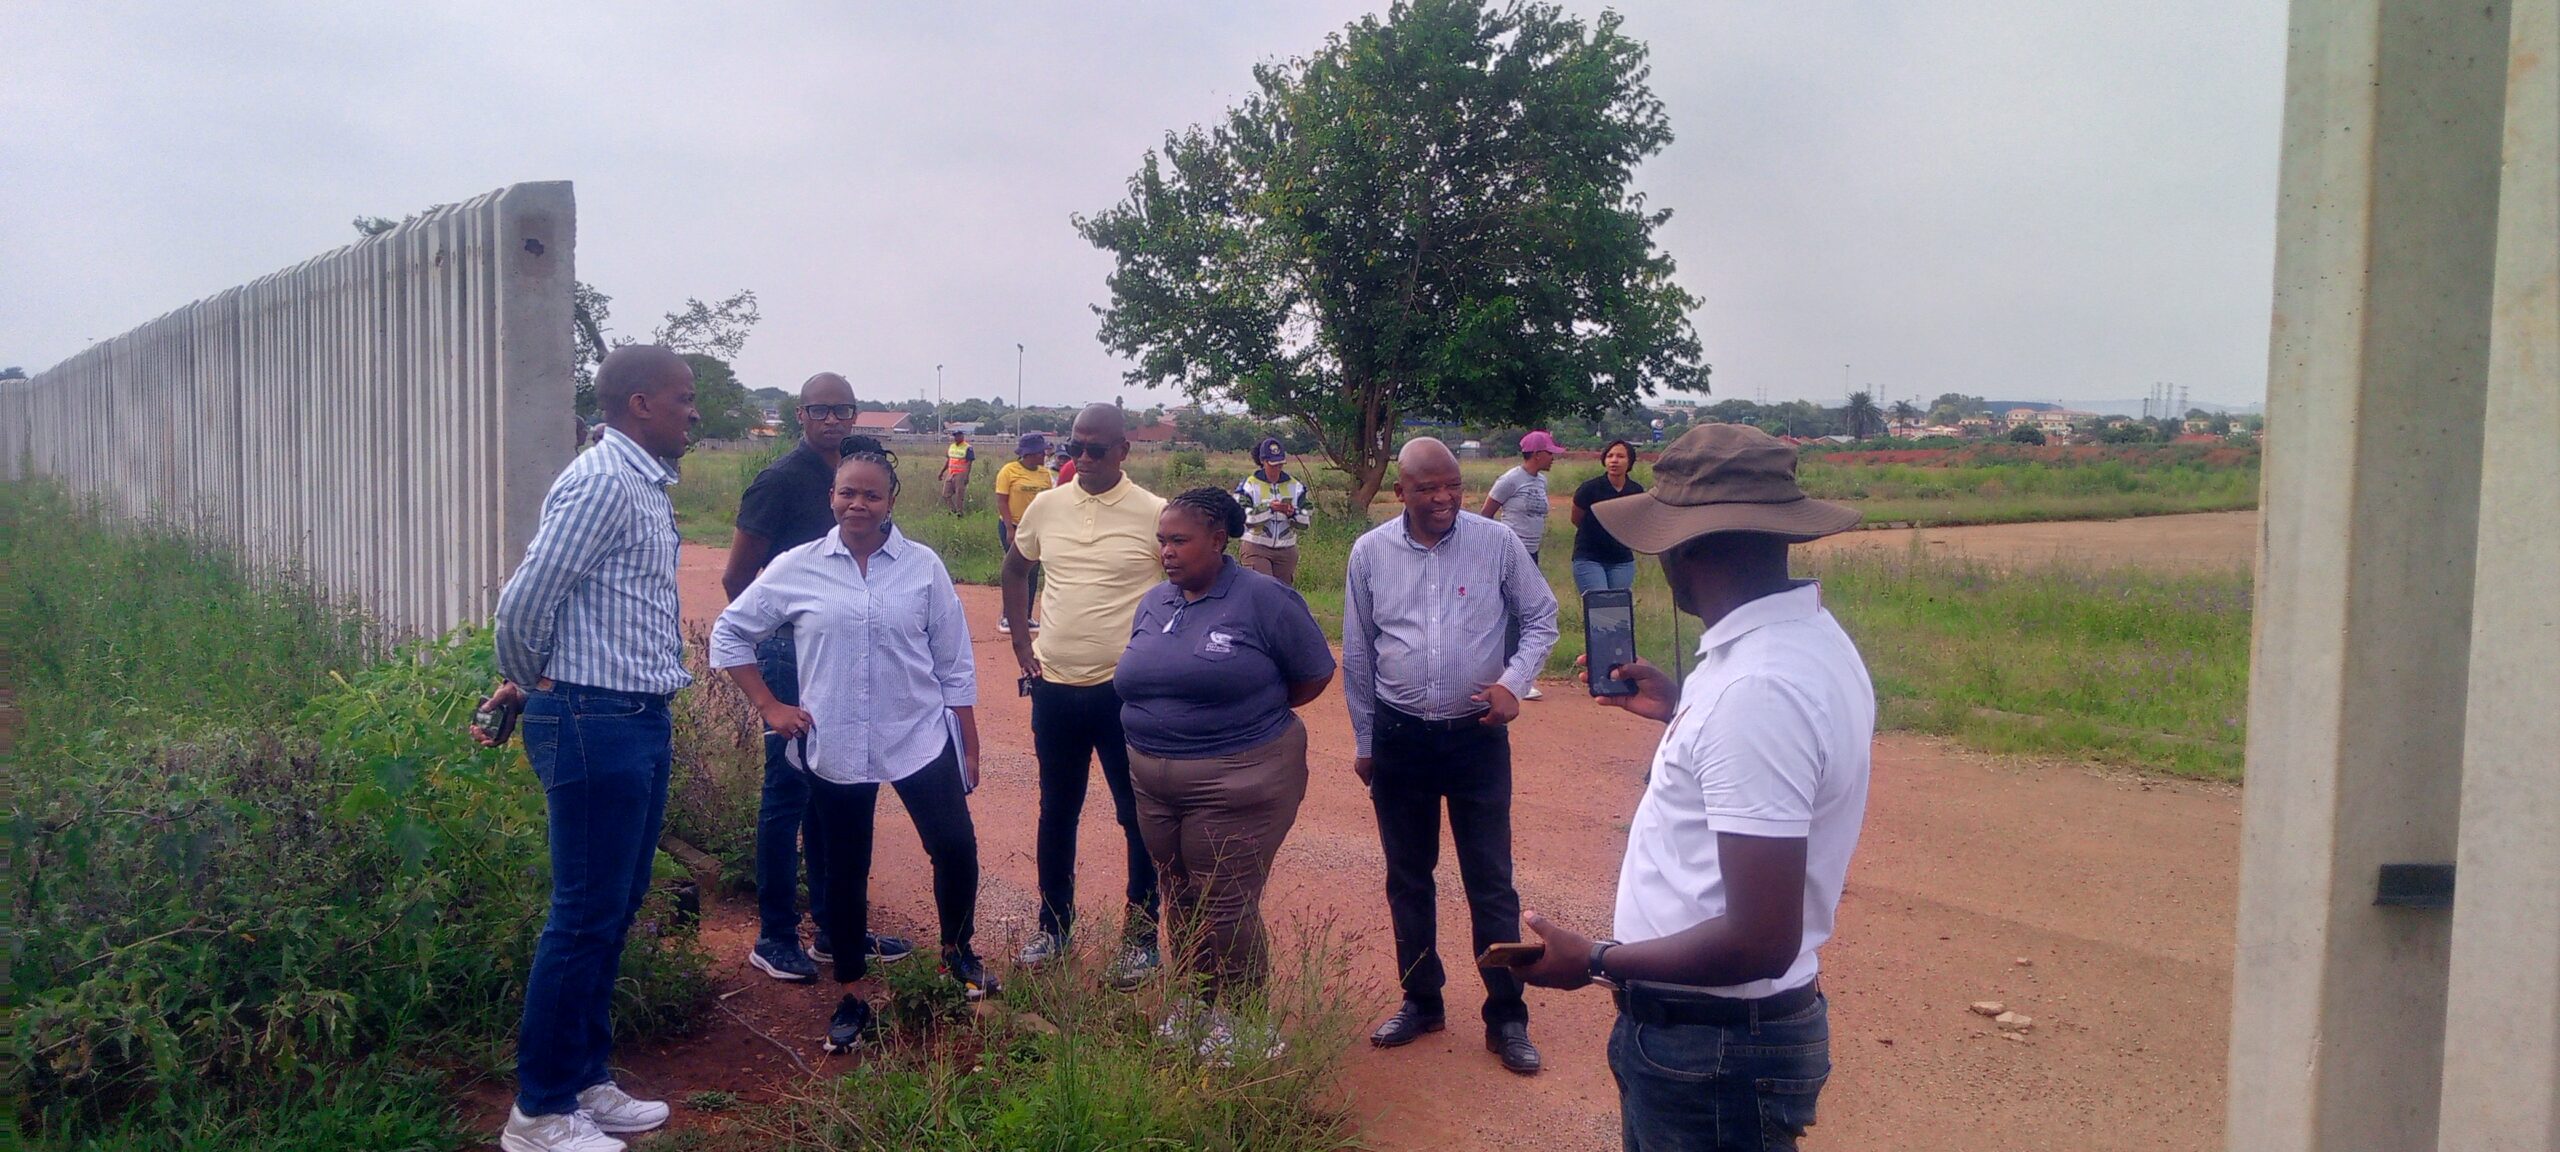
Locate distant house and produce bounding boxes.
[944,421,984,436]
[1126,419,1178,445]
[1958,415,1998,436]
[851,411,911,433]
[2184,417,2217,433]
[2004,407,2045,428]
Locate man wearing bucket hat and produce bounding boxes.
[1233,437,1311,587]
[1490,424,1875,1151]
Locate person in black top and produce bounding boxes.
[722,373,915,982]
[1569,440,1646,594]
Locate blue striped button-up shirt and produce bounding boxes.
[493,427,691,695]
[707,524,976,785]
[1341,510,1559,757]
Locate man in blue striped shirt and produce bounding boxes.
[477,344,697,1152]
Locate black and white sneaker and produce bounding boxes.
[749,938,819,982]
[944,950,1000,1000]
[822,995,876,1054]
[807,927,834,964]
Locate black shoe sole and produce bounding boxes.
[1369,1016,1446,1048]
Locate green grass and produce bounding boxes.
[4,481,711,1151]
[672,444,2255,778]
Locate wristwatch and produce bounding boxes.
[1588,939,1621,987]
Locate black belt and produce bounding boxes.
[1377,704,1490,734]
[543,681,677,704]
[1612,978,1821,1027]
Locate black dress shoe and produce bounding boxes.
[1369,1001,1447,1048]
[1487,1021,1542,1075]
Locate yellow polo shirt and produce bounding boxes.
[1011,476,1166,686]
[994,459,1054,522]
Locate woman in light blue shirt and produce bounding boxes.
[710,438,989,1054]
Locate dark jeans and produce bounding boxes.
[753,634,830,943]
[1368,708,1526,1026]
[513,683,673,1118]
[1609,995,1831,1151]
[1031,678,1159,940]
[807,740,980,984]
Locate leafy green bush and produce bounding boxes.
[5,483,710,1147]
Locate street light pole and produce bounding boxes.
[1016,343,1025,432]
[936,364,944,432]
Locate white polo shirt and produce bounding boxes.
[1612,581,1875,998]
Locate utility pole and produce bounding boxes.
[935,364,944,432]
[1016,343,1025,432]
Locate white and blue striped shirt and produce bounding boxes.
[493,426,692,694]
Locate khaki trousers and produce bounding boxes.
[1239,540,1299,587]
[1128,715,1309,998]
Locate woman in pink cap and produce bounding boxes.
[1482,430,1561,699]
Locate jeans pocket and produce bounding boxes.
[1754,1073,1828,1148]
[521,715,570,790]
[1628,1022,1723,1084]
[569,693,648,720]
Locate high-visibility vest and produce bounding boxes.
[945,442,971,477]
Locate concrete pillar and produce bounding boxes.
[2436,0,2560,1147]
[2227,2,2514,1150]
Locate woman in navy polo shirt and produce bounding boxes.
[1117,487,1335,1052]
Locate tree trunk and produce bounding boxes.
[1348,453,1390,515]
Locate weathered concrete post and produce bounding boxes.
[2227,1,2514,1149]
[2435,0,2560,1148]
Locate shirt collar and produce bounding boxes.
[1068,475,1136,506]
[817,523,908,562]
[598,426,680,487]
[1696,581,1824,654]
[1159,555,1241,606]
[1392,510,1460,552]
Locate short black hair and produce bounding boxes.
[1170,486,1246,538]
[835,434,901,495]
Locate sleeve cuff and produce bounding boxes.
[941,687,976,707]
[1703,813,1811,838]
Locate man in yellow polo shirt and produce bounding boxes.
[1001,404,1167,987]
[993,433,1057,636]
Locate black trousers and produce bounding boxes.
[1369,708,1527,1026]
[807,740,979,985]
[1031,678,1160,940]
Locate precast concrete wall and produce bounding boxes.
[0,182,578,639]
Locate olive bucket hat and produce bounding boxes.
[1589,424,1862,553]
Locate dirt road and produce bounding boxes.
[560,528,2241,1151]
[1809,509,2258,572]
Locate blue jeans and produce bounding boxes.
[514,683,674,1118]
[1608,995,1831,1151]
[1573,558,1638,594]
[754,634,829,943]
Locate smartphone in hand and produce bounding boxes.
[1583,589,1639,697]
[1479,941,1547,968]
[473,697,523,745]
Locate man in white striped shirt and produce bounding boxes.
[477,345,697,1152]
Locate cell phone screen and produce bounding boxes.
[1585,591,1638,697]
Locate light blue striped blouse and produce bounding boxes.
[493,426,692,695]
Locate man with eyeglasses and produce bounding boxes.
[1000,404,1168,987]
[719,373,915,983]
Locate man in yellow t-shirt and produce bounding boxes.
[993,432,1056,635]
[1000,404,1169,985]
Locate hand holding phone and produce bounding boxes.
[471,681,526,746]
[1478,941,1548,969]
[1582,590,1639,698]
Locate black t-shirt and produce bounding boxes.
[734,441,837,559]
[1571,474,1646,565]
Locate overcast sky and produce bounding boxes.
[0,2,2286,411]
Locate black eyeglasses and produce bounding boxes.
[800,403,859,421]
[1061,439,1115,460]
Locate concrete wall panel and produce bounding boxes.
[0,182,577,640]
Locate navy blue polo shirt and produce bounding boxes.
[1117,557,1336,760]
[734,440,837,555]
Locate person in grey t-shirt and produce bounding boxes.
[1483,430,1561,561]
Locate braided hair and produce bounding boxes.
[835,434,900,495]
[1169,485,1246,541]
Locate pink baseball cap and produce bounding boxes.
[1518,430,1562,455]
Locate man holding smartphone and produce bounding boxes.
[473,345,696,1152]
[1498,424,1871,1151]
[1342,436,1558,1076]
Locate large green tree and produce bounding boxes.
[1076,0,1707,505]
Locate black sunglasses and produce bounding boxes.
[1060,438,1116,460]
[800,403,859,420]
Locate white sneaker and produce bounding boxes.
[997,618,1013,635]
[574,1081,670,1134]
[1523,685,1544,700]
[500,1106,626,1152]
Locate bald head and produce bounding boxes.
[1068,403,1131,493]
[1074,403,1128,438]
[1396,436,1461,482]
[800,372,855,406]
[596,345,692,418]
